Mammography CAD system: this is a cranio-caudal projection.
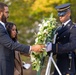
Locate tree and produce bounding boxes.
[1,0,76,45]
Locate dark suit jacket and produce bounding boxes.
[51,21,76,75]
[0,23,30,75]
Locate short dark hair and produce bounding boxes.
[0,2,5,12]
[3,3,8,7]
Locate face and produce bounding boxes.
[0,7,8,22]
[59,11,71,23]
[1,13,6,23]
[11,25,17,39]
[4,6,9,19]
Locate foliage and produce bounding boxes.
[30,0,70,19]
[30,13,57,71]
[0,0,76,45]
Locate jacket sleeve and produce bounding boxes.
[52,26,76,54]
[0,25,30,54]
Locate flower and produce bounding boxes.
[30,13,57,71]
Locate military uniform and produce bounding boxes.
[52,20,76,75]
[51,3,76,75]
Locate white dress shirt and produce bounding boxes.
[62,19,71,26]
[0,21,6,29]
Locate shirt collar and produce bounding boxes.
[0,21,6,29]
[62,19,71,26]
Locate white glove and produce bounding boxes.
[46,42,52,52]
[22,61,31,69]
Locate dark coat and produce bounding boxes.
[0,23,30,75]
[51,21,76,75]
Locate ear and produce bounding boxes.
[1,12,3,15]
[68,10,71,17]
[0,12,3,16]
[0,12,1,18]
[0,12,3,19]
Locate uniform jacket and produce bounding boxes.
[0,23,30,75]
[51,21,76,75]
[14,51,23,75]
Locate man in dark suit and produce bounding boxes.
[0,2,44,75]
[46,3,76,75]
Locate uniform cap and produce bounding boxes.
[56,3,71,16]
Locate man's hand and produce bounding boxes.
[31,44,45,52]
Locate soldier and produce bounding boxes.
[46,3,76,75]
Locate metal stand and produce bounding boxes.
[45,33,62,75]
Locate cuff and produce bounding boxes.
[29,46,31,53]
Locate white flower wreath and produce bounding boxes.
[30,13,57,71]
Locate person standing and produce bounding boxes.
[6,22,24,75]
[0,2,44,75]
[3,3,30,75]
[46,3,76,75]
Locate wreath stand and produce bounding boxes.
[45,33,62,75]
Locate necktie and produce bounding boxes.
[62,24,64,28]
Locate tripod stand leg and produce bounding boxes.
[45,53,53,75]
[45,33,62,75]
[45,53,62,75]
[51,57,62,75]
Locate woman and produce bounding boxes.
[6,22,23,75]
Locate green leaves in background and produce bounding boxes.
[1,0,76,45]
